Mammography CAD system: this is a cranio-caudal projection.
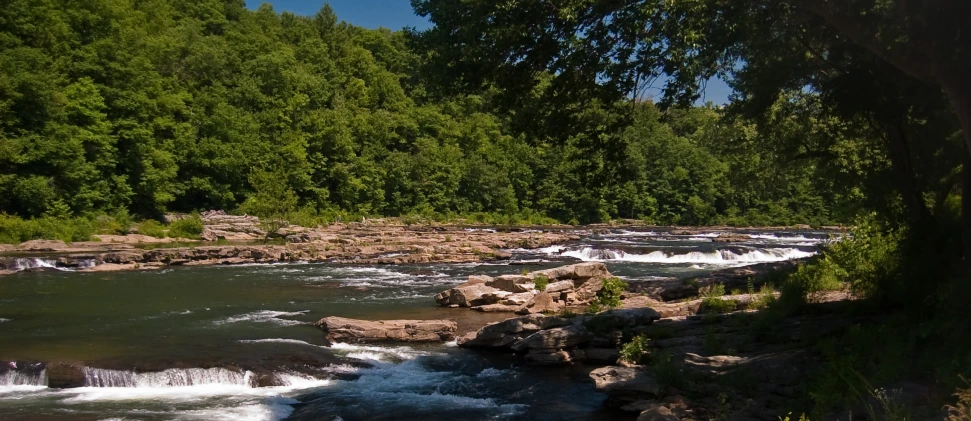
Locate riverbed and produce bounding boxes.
[0,228,828,421]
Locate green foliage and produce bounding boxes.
[620,334,651,364]
[0,215,95,244]
[533,274,549,291]
[137,220,167,239]
[779,414,810,421]
[587,277,627,313]
[700,283,738,313]
[168,216,204,240]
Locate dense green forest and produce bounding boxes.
[0,0,898,228]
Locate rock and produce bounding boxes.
[524,349,572,365]
[46,362,86,388]
[471,304,522,312]
[501,292,535,306]
[544,280,575,293]
[589,366,662,401]
[458,314,573,348]
[534,262,610,281]
[487,275,534,293]
[637,406,679,421]
[516,291,560,314]
[587,307,662,331]
[574,276,605,302]
[467,275,494,285]
[621,400,664,413]
[316,317,456,343]
[17,240,69,251]
[712,233,751,243]
[572,348,620,364]
[510,324,591,352]
[445,284,502,307]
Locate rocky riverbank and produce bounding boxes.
[0,223,578,276]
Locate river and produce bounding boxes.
[0,228,828,421]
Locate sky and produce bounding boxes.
[245,0,733,105]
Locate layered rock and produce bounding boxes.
[457,307,660,366]
[1,223,577,276]
[434,262,612,313]
[315,316,457,343]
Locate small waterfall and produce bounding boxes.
[82,367,254,388]
[0,366,47,387]
[559,246,816,264]
[12,258,61,271]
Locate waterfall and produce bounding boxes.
[12,258,61,271]
[0,368,47,387]
[558,247,815,264]
[82,367,254,388]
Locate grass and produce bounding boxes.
[534,274,549,291]
[700,283,738,313]
[947,377,971,421]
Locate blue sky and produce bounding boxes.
[245,1,732,105]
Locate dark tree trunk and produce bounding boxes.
[942,79,971,268]
[882,120,932,231]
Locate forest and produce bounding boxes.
[2,0,971,419]
[0,0,905,230]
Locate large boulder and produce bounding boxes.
[457,314,573,349]
[534,262,610,282]
[436,283,502,307]
[510,324,591,352]
[316,317,456,343]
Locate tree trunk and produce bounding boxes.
[881,119,932,231]
[942,80,971,267]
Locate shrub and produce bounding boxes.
[587,277,627,313]
[0,214,95,244]
[168,215,204,239]
[620,334,651,364]
[137,220,167,238]
[534,274,549,291]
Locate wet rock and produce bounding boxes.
[315,317,457,343]
[712,233,752,243]
[46,362,86,388]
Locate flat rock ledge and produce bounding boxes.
[434,262,612,314]
[456,307,661,366]
[315,316,457,343]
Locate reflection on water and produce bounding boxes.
[0,228,827,420]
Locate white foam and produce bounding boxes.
[330,343,429,361]
[476,368,508,379]
[0,318,10,323]
[214,310,308,326]
[238,338,318,346]
[559,247,815,264]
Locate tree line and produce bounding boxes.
[0,0,902,227]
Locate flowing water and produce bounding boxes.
[0,228,830,421]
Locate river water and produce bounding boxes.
[0,228,828,421]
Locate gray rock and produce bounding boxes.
[487,275,534,293]
[511,324,591,352]
[590,366,662,398]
